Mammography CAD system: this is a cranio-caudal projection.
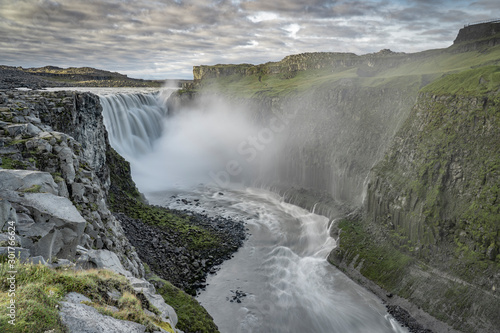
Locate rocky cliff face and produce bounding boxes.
[454,21,500,44]
[367,92,499,263]
[0,90,143,275]
[193,49,432,82]
[0,89,189,332]
[450,21,500,54]
[193,64,253,81]
[0,89,223,333]
[193,50,417,81]
[330,67,500,333]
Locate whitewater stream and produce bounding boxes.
[148,186,407,333]
[94,88,408,333]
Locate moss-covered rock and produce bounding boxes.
[329,218,415,290]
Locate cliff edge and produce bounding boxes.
[454,20,500,44]
[0,90,184,332]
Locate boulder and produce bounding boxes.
[26,123,42,136]
[76,249,131,277]
[6,124,27,136]
[26,255,48,266]
[57,146,76,184]
[60,292,147,333]
[0,232,22,246]
[129,277,178,327]
[75,249,179,328]
[0,246,30,261]
[0,169,58,195]
[0,198,17,231]
[4,191,86,261]
[51,258,74,269]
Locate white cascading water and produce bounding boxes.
[100,92,167,160]
[100,90,408,333]
[148,187,407,333]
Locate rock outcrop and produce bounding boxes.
[0,90,143,276]
[193,49,418,81]
[0,89,184,332]
[60,292,150,333]
[453,20,500,46]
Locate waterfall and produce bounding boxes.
[100,92,169,160]
[99,89,408,332]
[101,92,276,192]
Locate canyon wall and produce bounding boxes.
[329,69,500,332]
[172,22,500,332]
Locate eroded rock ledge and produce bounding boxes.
[0,89,227,333]
[0,90,143,276]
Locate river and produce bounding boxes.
[147,186,407,333]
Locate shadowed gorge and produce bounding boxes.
[94,23,500,332]
[159,22,500,332]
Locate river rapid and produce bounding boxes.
[146,185,407,333]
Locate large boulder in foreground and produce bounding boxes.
[0,169,86,261]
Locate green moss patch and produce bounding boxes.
[331,218,414,291]
[20,185,42,193]
[0,157,29,170]
[421,65,500,96]
[153,277,219,333]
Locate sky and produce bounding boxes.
[0,0,498,79]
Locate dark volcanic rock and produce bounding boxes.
[453,21,500,45]
[0,66,67,90]
[115,209,245,296]
[387,305,433,333]
[227,289,247,303]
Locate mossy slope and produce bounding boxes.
[106,148,221,252]
[333,66,500,333]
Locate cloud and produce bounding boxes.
[0,0,497,79]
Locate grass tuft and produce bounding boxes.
[152,276,219,333]
[0,261,173,333]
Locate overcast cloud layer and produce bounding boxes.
[0,0,498,79]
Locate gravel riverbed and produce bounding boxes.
[115,201,247,296]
